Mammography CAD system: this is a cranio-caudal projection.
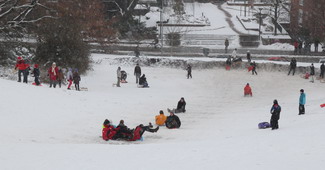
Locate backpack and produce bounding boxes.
[258,122,271,129]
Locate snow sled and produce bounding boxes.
[320,103,325,108]
[225,65,231,70]
[258,122,271,129]
[247,66,253,72]
[120,79,128,83]
[300,73,310,79]
[121,70,128,83]
[32,82,42,86]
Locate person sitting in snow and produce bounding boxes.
[129,123,159,141]
[114,120,134,140]
[139,74,149,87]
[102,119,119,141]
[155,110,167,126]
[244,83,252,97]
[165,109,181,129]
[175,97,186,113]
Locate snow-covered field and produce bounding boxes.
[1,54,325,170]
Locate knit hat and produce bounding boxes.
[300,89,304,93]
[103,119,110,125]
[17,56,22,60]
[273,99,278,105]
[159,110,164,114]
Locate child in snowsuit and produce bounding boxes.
[73,69,81,91]
[244,83,252,96]
[102,119,119,141]
[66,68,73,90]
[299,89,306,115]
[32,64,40,85]
[155,110,167,126]
[270,100,281,130]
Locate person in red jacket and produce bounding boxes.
[14,56,30,83]
[102,119,119,141]
[48,62,59,88]
[244,83,252,97]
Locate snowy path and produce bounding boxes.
[1,54,325,170]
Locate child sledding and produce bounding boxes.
[102,119,159,141]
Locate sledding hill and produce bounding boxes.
[1,54,325,170]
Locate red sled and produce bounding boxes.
[225,65,231,70]
[320,103,325,108]
[247,66,253,72]
[32,83,42,86]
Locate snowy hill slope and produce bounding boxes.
[1,54,325,170]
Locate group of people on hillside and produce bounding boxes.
[14,57,81,90]
[116,64,149,88]
[293,39,323,55]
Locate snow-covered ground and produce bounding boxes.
[1,54,325,170]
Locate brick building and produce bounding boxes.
[290,0,325,42]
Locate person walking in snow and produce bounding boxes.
[48,62,59,88]
[299,89,306,115]
[32,64,40,86]
[14,56,30,83]
[66,68,73,90]
[320,63,325,79]
[134,63,141,84]
[288,58,297,76]
[310,63,315,83]
[270,99,281,130]
[251,61,257,75]
[57,67,65,88]
[246,50,251,63]
[225,38,229,53]
[117,67,121,87]
[186,64,192,79]
[73,69,81,91]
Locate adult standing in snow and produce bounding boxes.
[288,58,297,76]
[186,64,192,79]
[48,62,59,88]
[225,38,229,53]
[246,50,251,63]
[270,99,281,130]
[299,89,306,115]
[73,69,81,91]
[251,61,257,75]
[14,56,30,83]
[66,68,73,90]
[134,63,141,84]
[320,63,325,79]
[32,64,40,85]
[231,48,237,59]
[117,67,121,87]
[310,63,315,83]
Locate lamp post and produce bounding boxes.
[258,8,263,40]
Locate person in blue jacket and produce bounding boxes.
[270,99,281,130]
[299,89,306,115]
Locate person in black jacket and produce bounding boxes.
[320,63,324,79]
[32,64,40,85]
[251,61,257,75]
[246,50,251,63]
[186,64,192,79]
[288,58,297,76]
[73,69,81,91]
[134,63,141,84]
[139,74,149,87]
[270,99,281,130]
[114,120,133,140]
[165,110,181,129]
[175,97,186,113]
[310,63,315,83]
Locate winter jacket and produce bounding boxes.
[321,64,325,73]
[33,68,40,77]
[48,66,59,81]
[244,85,252,96]
[299,93,306,105]
[310,65,315,75]
[102,125,119,141]
[165,115,181,129]
[57,70,64,81]
[15,60,29,71]
[187,65,192,73]
[139,75,147,85]
[73,72,81,83]
[134,66,141,75]
[177,101,186,111]
[155,114,167,126]
[66,69,73,81]
[270,104,281,120]
[290,59,297,68]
